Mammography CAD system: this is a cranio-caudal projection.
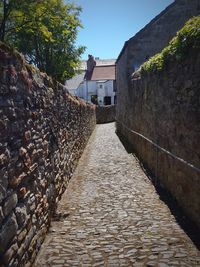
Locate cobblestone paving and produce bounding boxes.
[33,123,200,267]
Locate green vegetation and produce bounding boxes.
[0,0,85,83]
[141,16,200,73]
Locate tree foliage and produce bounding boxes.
[0,0,85,83]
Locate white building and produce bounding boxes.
[65,73,85,96]
[65,55,116,106]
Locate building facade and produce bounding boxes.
[66,56,116,106]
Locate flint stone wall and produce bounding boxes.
[0,43,96,267]
[96,105,115,124]
[116,48,200,228]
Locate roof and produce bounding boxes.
[65,72,85,90]
[80,59,116,70]
[65,61,116,87]
[96,59,116,66]
[89,65,116,81]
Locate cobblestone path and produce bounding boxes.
[34,123,200,267]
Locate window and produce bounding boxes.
[91,95,98,105]
[104,96,111,105]
[99,84,103,89]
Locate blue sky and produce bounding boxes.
[73,0,174,60]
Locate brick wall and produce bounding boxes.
[0,43,96,266]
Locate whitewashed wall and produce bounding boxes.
[77,80,115,105]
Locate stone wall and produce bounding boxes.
[96,105,115,124]
[116,0,200,111]
[0,43,96,267]
[116,45,200,228]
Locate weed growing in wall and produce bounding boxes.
[141,16,200,73]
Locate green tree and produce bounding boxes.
[0,0,15,41]
[0,0,85,83]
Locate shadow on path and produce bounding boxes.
[116,130,200,250]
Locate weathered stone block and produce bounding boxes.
[3,242,18,265]
[17,243,25,260]
[26,194,36,214]
[0,84,9,95]
[8,258,18,267]
[3,193,18,217]
[19,147,27,157]
[0,98,14,107]
[0,184,7,204]
[9,86,18,94]
[15,203,28,227]
[0,149,10,167]
[24,130,31,141]
[0,119,8,133]
[24,227,36,250]
[9,172,27,188]
[0,169,8,192]
[0,213,18,254]
[0,207,4,224]
[17,228,28,244]
[18,187,27,199]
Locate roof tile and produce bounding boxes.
[89,65,116,81]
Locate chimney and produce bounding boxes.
[87,54,96,72]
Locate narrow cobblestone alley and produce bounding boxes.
[33,123,200,267]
